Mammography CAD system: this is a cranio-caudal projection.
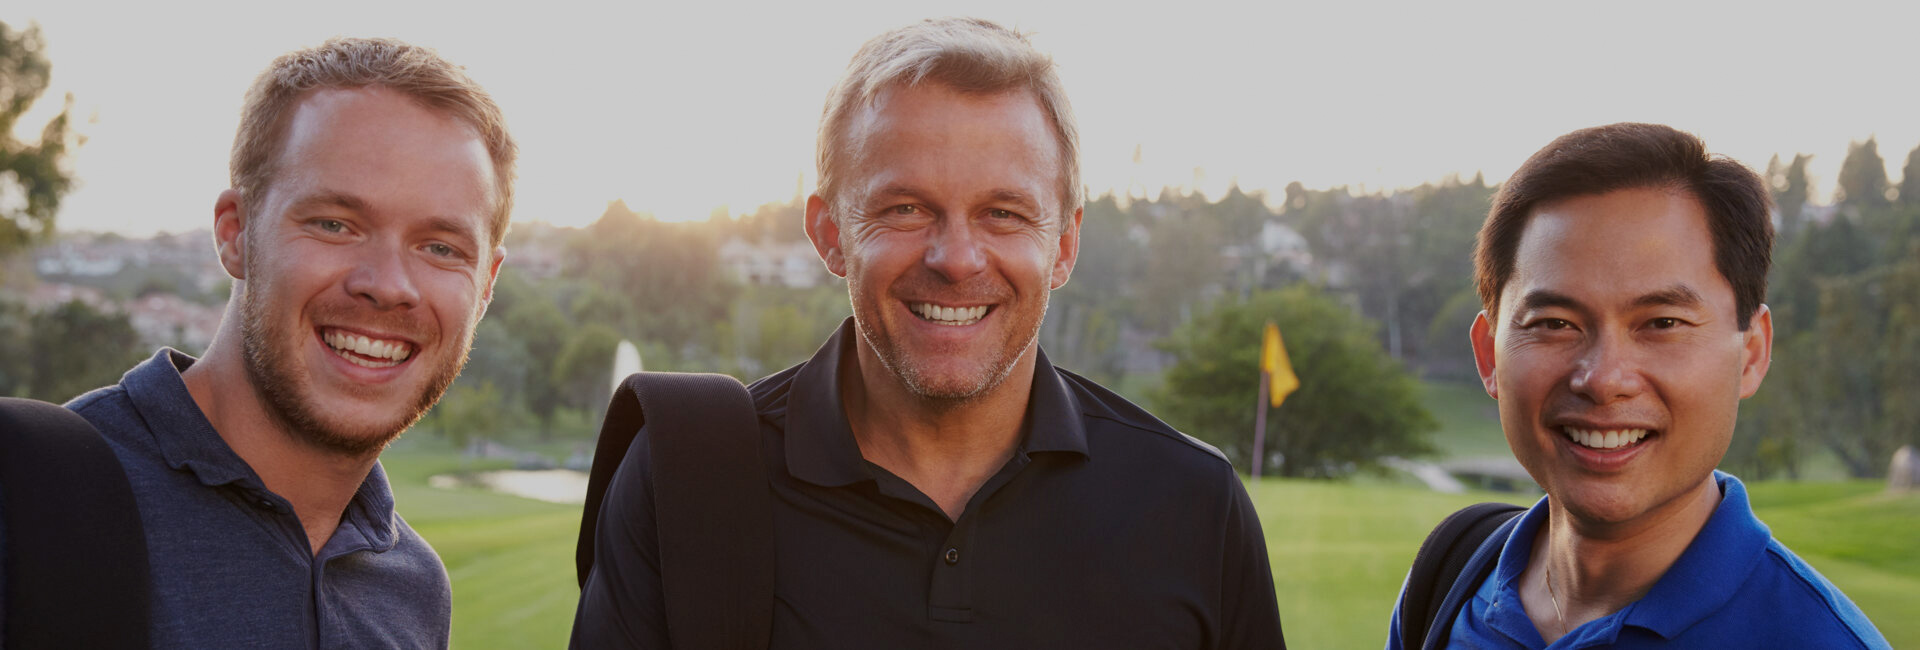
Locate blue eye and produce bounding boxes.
[318,219,346,233]
[427,243,457,257]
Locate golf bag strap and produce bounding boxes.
[576,372,773,650]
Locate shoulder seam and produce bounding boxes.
[1082,410,1229,464]
[1763,543,1878,649]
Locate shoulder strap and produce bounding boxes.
[0,397,152,649]
[1400,501,1524,650]
[575,372,774,650]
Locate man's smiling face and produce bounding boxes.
[1470,186,1771,527]
[228,86,502,456]
[813,82,1080,402]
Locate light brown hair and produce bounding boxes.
[817,17,1081,224]
[230,37,517,246]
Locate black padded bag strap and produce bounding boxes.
[1400,501,1524,650]
[0,397,151,649]
[575,372,773,650]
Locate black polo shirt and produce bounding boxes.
[573,321,1286,649]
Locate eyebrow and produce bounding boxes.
[290,190,482,247]
[1630,285,1706,309]
[1512,289,1582,316]
[1510,285,1707,323]
[426,217,486,250]
[287,190,371,214]
[869,185,1043,211]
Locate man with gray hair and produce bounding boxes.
[572,17,1285,648]
[57,37,514,647]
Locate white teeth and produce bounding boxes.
[322,329,413,365]
[910,303,989,326]
[1563,427,1650,450]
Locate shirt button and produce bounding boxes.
[944,548,960,565]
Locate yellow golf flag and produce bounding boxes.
[1261,321,1300,407]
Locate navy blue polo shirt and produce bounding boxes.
[1392,471,1889,649]
[68,349,450,649]
[573,320,1286,648]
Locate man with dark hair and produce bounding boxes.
[572,17,1285,648]
[1387,123,1889,649]
[56,38,514,648]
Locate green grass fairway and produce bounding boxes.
[1252,479,1530,649]
[383,447,581,649]
[383,444,1916,649]
[1418,379,1509,461]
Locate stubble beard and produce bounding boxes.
[237,259,470,458]
[853,280,1048,408]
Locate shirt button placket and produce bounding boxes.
[927,526,974,623]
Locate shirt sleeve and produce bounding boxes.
[569,424,673,650]
[1217,469,1287,649]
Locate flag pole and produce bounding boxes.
[1252,368,1269,479]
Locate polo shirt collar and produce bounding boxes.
[783,319,1090,488]
[122,348,401,552]
[1621,471,1770,638]
[125,348,260,489]
[1482,471,1769,645]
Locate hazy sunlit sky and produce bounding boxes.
[6,1,1917,236]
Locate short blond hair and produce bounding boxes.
[230,37,517,246]
[817,18,1082,223]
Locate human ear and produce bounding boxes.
[804,194,846,277]
[1470,310,1499,399]
[213,189,248,280]
[1737,304,1773,398]
[1049,206,1083,290]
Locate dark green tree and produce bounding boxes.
[1835,137,1890,208]
[1152,285,1436,478]
[27,299,143,402]
[0,21,75,255]
[1770,153,1813,240]
[552,323,622,433]
[1900,144,1920,206]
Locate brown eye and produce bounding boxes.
[1650,317,1680,329]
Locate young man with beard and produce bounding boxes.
[1387,123,1889,649]
[572,18,1285,649]
[61,38,514,648]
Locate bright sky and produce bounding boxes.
[6,1,1917,236]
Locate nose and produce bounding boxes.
[1568,333,1648,404]
[922,218,988,282]
[342,239,420,310]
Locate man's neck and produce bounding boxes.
[840,340,1037,522]
[181,334,380,557]
[1524,474,1721,643]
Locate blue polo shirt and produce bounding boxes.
[67,349,451,649]
[1427,472,1888,649]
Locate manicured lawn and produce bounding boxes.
[1417,379,1509,461]
[383,443,1917,649]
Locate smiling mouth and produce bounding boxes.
[321,328,415,369]
[910,303,991,326]
[1562,426,1654,451]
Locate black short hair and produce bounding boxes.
[1474,123,1774,329]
